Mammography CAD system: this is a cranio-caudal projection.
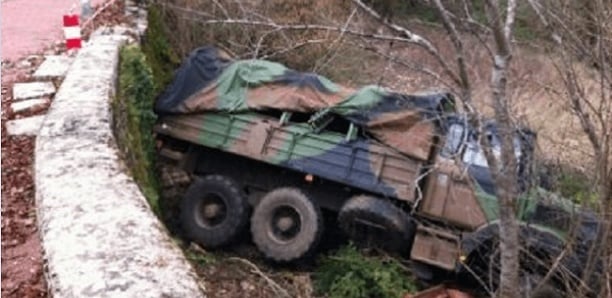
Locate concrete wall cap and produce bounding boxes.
[34,22,205,298]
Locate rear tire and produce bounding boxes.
[251,187,323,262]
[338,195,415,254]
[180,175,249,248]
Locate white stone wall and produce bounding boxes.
[34,30,204,298]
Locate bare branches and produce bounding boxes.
[431,0,472,105]
[355,43,455,90]
[527,0,611,198]
[257,39,328,60]
[312,8,358,73]
[163,3,435,54]
[228,257,291,298]
[351,0,463,88]
[526,1,611,295]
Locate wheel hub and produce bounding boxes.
[276,216,296,232]
[203,203,222,219]
[195,194,227,228]
[270,205,302,242]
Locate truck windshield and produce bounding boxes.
[462,132,523,168]
[442,122,526,166]
[441,120,534,193]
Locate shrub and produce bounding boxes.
[314,245,417,298]
[537,159,597,205]
[114,45,161,215]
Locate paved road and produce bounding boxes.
[1,0,105,62]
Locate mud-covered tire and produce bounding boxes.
[180,175,248,248]
[338,195,415,254]
[251,187,323,262]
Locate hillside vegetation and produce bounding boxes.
[143,0,611,297]
[147,0,608,198]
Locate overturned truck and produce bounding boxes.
[154,47,602,296]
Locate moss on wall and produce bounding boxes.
[113,45,161,215]
[142,4,180,93]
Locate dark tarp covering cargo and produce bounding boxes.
[155,46,455,160]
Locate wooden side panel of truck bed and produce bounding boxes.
[156,113,426,202]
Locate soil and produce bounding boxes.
[187,243,317,298]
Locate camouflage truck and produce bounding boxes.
[154,47,601,295]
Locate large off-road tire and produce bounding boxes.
[180,175,249,248]
[338,195,415,254]
[250,187,323,262]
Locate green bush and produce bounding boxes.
[557,171,598,205]
[114,45,161,215]
[314,245,417,298]
[537,159,598,205]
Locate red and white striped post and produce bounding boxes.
[63,14,82,49]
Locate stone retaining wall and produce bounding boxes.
[34,27,204,298]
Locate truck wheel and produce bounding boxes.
[338,195,415,254]
[250,187,323,262]
[180,175,248,248]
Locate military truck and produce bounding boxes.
[154,47,601,295]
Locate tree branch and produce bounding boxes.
[351,0,463,87]
[432,0,472,104]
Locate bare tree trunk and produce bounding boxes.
[484,1,520,297]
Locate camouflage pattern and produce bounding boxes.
[155,47,601,278]
[154,46,580,234]
[158,112,424,203]
[155,46,454,160]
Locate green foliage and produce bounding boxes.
[142,4,180,93]
[186,249,217,266]
[114,45,161,215]
[537,159,598,205]
[557,172,598,205]
[314,245,417,298]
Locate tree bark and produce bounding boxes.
[484,1,520,297]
